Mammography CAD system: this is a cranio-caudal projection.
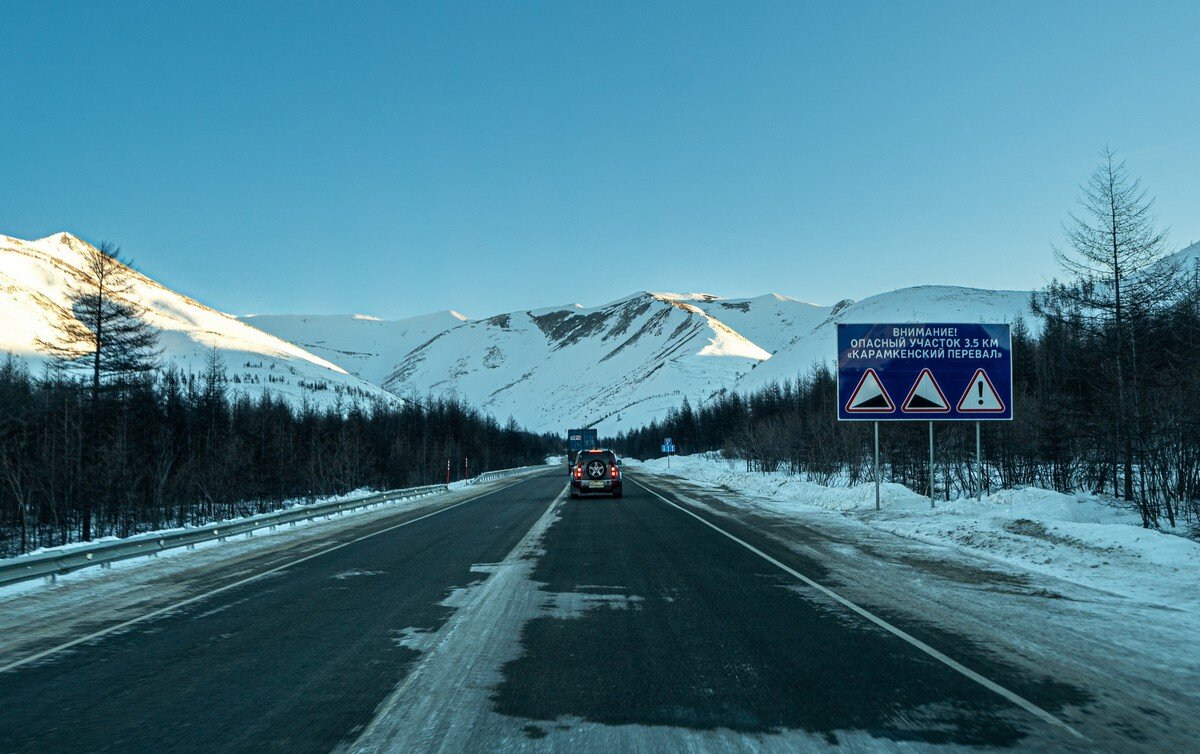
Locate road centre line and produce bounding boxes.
[0,474,545,676]
[628,475,1085,741]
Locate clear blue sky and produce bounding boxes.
[3,1,1197,319]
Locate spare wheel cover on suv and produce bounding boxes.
[586,460,607,479]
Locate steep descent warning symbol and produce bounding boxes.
[902,368,949,413]
[957,368,1005,413]
[845,369,895,413]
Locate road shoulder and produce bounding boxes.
[628,470,1200,749]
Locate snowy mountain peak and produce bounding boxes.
[650,292,722,303]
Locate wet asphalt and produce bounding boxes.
[0,471,1088,752]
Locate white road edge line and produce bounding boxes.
[629,475,1086,741]
[0,474,546,676]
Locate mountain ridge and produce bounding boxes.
[11,230,1199,433]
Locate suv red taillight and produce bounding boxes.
[573,465,583,480]
[610,464,620,479]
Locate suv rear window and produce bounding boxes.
[578,451,617,464]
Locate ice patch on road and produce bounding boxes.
[537,591,644,620]
[391,627,438,653]
[332,569,385,580]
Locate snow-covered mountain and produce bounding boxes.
[246,286,1039,433]
[0,232,400,408]
[239,310,470,386]
[653,292,831,354]
[376,292,770,433]
[9,229,1118,433]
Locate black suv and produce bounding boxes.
[570,449,623,499]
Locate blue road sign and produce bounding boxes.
[837,323,1012,421]
[661,442,675,453]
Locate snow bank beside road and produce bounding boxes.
[628,453,1200,611]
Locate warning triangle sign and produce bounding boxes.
[957,368,1005,413]
[901,368,950,413]
[845,369,895,413]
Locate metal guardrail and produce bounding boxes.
[0,484,453,588]
[0,464,554,588]
[469,465,549,485]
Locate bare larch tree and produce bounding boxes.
[1040,147,1178,523]
[37,239,160,538]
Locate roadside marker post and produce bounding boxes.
[661,438,675,469]
[837,323,1013,507]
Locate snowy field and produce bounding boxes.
[627,452,1200,623]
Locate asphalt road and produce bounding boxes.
[0,470,1091,752]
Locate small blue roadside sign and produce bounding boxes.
[661,438,675,453]
[837,323,1012,421]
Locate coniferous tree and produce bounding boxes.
[37,240,160,538]
[1036,148,1179,523]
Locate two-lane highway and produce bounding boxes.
[0,469,1091,752]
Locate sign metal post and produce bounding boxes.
[874,421,880,511]
[929,421,935,508]
[976,421,982,501]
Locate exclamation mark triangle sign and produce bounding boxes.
[957,368,1005,413]
[845,369,895,413]
[902,368,950,413]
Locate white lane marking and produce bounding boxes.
[628,475,1086,741]
[0,475,549,676]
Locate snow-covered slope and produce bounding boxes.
[240,310,469,385]
[733,285,1035,393]
[654,292,831,354]
[381,292,770,433]
[0,233,400,408]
